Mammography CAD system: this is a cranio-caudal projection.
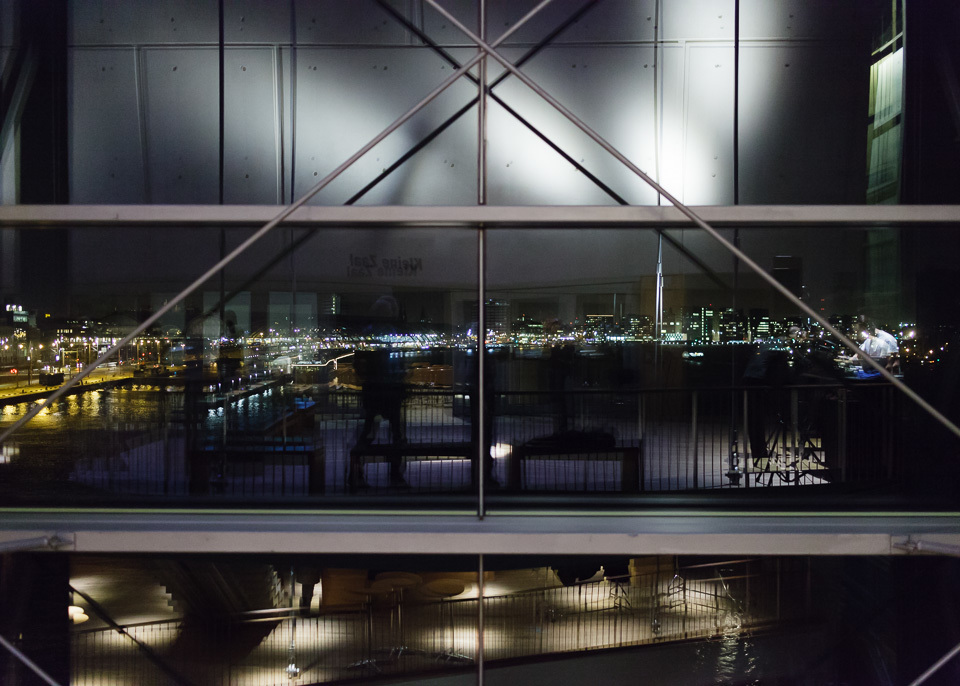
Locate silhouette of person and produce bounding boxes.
[349,296,407,489]
[548,342,576,434]
[742,327,799,462]
[217,310,243,381]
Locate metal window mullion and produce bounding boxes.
[477,553,485,686]
[477,0,487,207]
[690,391,699,489]
[478,226,486,518]
[790,388,800,482]
[477,0,488,521]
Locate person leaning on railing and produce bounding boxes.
[843,321,899,375]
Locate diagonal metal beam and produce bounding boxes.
[378,0,597,92]
[198,0,613,322]
[0,0,558,445]
[209,0,723,317]
[908,640,960,686]
[70,585,198,686]
[0,631,63,686]
[194,100,477,323]
[365,0,600,202]
[376,0,728,291]
[422,0,960,442]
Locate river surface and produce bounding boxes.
[0,382,300,461]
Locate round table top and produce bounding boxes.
[368,572,422,593]
[422,578,466,598]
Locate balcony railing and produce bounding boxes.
[0,380,901,507]
[68,558,800,686]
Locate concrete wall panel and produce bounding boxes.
[69,0,217,46]
[224,48,281,204]
[660,0,735,42]
[739,43,867,204]
[295,0,410,45]
[487,46,658,206]
[141,48,219,203]
[68,48,146,203]
[682,44,734,205]
[486,0,658,45]
[64,1,876,208]
[225,0,292,44]
[739,0,859,41]
[292,46,477,205]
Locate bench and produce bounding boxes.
[192,438,324,494]
[348,442,473,491]
[508,444,641,493]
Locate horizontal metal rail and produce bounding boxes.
[3,508,960,555]
[0,204,958,227]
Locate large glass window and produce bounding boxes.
[1,219,959,508]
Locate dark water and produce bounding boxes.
[0,343,813,457]
[0,382,298,464]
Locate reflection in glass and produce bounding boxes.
[3,220,960,505]
[58,553,945,685]
[0,226,480,503]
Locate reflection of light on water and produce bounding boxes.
[2,382,298,470]
[691,601,753,685]
[2,386,183,439]
[714,632,758,685]
[0,443,17,463]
